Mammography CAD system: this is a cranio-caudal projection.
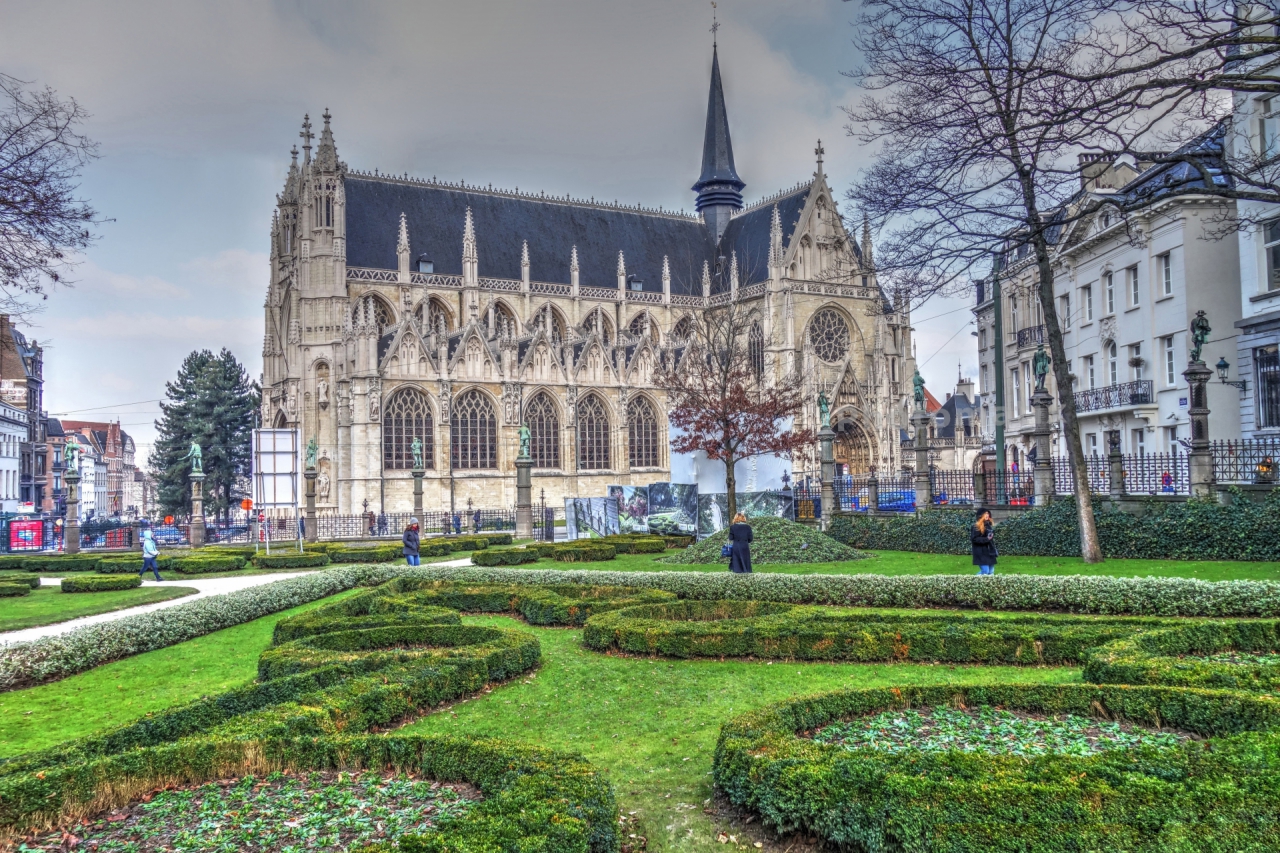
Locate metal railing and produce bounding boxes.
[930,469,976,505]
[982,471,1036,506]
[1073,380,1153,413]
[1118,452,1190,495]
[1212,437,1280,484]
[1015,325,1045,348]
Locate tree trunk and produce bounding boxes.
[725,451,737,522]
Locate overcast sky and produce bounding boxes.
[2,0,975,455]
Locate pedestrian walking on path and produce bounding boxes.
[403,517,421,566]
[140,529,162,581]
[972,508,997,575]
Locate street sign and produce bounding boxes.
[241,498,254,511]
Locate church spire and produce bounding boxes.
[692,45,744,243]
[315,108,339,171]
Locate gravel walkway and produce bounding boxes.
[0,573,320,646]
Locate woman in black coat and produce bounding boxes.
[971,508,996,575]
[728,513,753,574]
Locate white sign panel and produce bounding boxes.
[253,429,300,508]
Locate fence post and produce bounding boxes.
[973,470,986,510]
[64,467,81,554]
[867,469,880,515]
[1183,357,1215,499]
[514,458,533,539]
[304,468,318,543]
[1032,388,1055,506]
[1108,435,1125,501]
[819,425,836,531]
[912,408,932,511]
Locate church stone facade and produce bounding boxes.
[261,48,916,515]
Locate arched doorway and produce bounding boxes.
[833,415,875,474]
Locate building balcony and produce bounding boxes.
[1015,325,1045,349]
[1073,379,1154,413]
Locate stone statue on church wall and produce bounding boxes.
[316,378,329,409]
[317,471,331,501]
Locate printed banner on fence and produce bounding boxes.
[646,482,698,536]
[563,497,620,539]
[697,491,795,535]
[607,485,649,533]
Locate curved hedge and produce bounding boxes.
[553,544,616,563]
[0,574,41,590]
[714,682,1280,851]
[250,553,330,569]
[59,575,142,593]
[327,545,403,564]
[583,600,1166,663]
[0,579,617,852]
[96,556,175,574]
[471,548,540,567]
[1084,620,1280,692]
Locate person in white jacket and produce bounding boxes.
[140,528,162,581]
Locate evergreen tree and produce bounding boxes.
[149,349,259,520]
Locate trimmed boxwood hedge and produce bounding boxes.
[0,578,618,852]
[0,582,31,598]
[326,545,403,564]
[20,557,103,573]
[583,600,1166,663]
[553,544,616,563]
[60,575,142,593]
[250,553,330,569]
[598,536,666,554]
[830,493,1280,561]
[0,556,29,569]
[0,574,41,589]
[95,556,176,574]
[1084,620,1280,692]
[170,554,246,573]
[375,565,1280,618]
[714,682,1280,852]
[522,543,556,558]
[470,548,540,567]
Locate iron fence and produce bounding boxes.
[876,473,916,511]
[1119,452,1190,495]
[929,469,975,505]
[982,471,1036,506]
[77,519,134,551]
[1049,456,1110,496]
[3,518,63,552]
[1212,437,1280,484]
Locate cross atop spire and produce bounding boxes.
[300,115,313,164]
[815,139,825,173]
[710,1,719,45]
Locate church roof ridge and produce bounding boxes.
[733,180,812,217]
[344,168,700,221]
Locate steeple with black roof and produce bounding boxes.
[692,45,745,244]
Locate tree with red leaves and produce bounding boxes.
[657,305,814,520]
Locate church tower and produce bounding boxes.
[692,46,744,243]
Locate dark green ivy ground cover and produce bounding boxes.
[659,517,864,565]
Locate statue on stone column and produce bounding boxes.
[1189,310,1211,364]
[411,436,424,469]
[306,437,318,470]
[817,392,831,429]
[912,369,926,407]
[519,422,531,459]
[63,437,81,470]
[182,441,203,474]
[1033,344,1051,391]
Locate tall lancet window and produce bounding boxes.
[628,397,660,468]
[525,392,561,470]
[748,322,764,378]
[577,394,611,470]
[383,388,434,470]
[451,390,497,469]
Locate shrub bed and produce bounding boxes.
[1084,620,1280,692]
[597,535,667,554]
[662,516,864,565]
[327,545,403,564]
[95,556,176,574]
[170,554,246,573]
[714,682,1280,851]
[0,582,31,598]
[0,556,29,570]
[250,553,330,569]
[830,493,1280,561]
[0,578,615,852]
[0,568,373,691]
[522,543,556,558]
[553,544,616,563]
[470,548,540,567]
[0,574,41,590]
[374,565,1280,617]
[60,575,142,593]
[446,536,490,552]
[199,547,259,560]
[21,557,103,573]
[583,600,1163,663]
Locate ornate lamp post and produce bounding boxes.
[1184,311,1215,498]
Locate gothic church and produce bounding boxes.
[261,47,916,514]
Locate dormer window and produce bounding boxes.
[417,257,434,274]
[1101,212,1111,229]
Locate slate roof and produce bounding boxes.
[693,46,745,195]
[45,418,63,437]
[1113,122,1231,206]
[345,178,718,296]
[934,392,980,440]
[717,185,813,288]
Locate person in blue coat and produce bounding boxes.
[728,513,753,574]
[972,508,997,575]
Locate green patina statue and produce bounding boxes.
[182,441,203,474]
[412,436,425,470]
[817,392,831,429]
[518,423,531,459]
[62,436,81,470]
[1033,344,1051,392]
[1189,310,1211,364]
[306,437,318,470]
[912,368,926,407]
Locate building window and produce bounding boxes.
[577,394,611,470]
[1131,342,1143,380]
[1060,294,1071,330]
[1264,220,1280,292]
[628,397,660,468]
[1023,362,1033,413]
[1108,342,1118,384]
[1128,265,1140,307]
[1009,295,1019,333]
[1083,285,1093,322]
[748,322,764,378]
[1260,96,1279,156]
[1105,272,1115,314]
[1159,252,1172,296]
[978,328,987,350]
[450,390,497,470]
[981,364,988,393]
[382,388,434,470]
[1085,355,1096,389]
[1258,344,1280,429]
[1164,336,1176,386]
[525,392,561,469]
[1162,425,1178,452]
[1010,367,1021,415]
[1131,428,1146,455]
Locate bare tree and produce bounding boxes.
[0,73,100,314]
[656,302,814,520]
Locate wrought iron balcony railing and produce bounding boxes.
[1015,325,1045,348]
[1073,379,1153,413]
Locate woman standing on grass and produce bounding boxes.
[403,517,421,566]
[728,513,753,574]
[972,508,997,575]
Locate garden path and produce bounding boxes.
[0,573,319,646]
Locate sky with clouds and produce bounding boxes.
[2,0,976,456]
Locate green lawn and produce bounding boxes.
[502,549,1280,582]
[0,590,358,756]
[0,584,197,632]
[402,615,1079,852]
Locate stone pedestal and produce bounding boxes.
[515,457,533,539]
[413,469,425,520]
[1184,360,1215,498]
[912,409,932,511]
[819,425,835,531]
[64,469,81,555]
[973,470,986,510]
[1031,389,1055,506]
[189,472,206,547]
[304,468,318,543]
[867,469,880,515]
[1108,436,1125,501]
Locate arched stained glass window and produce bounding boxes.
[383,388,433,470]
[417,298,452,334]
[577,394,611,470]
[525,392,561,469]
[672,316,694,342]
[628,313,658,342]
[354,294,393,329]
[628,397,660,468]
[748,322,764,378]
[451,390,497,469]
[808,309,850,363]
